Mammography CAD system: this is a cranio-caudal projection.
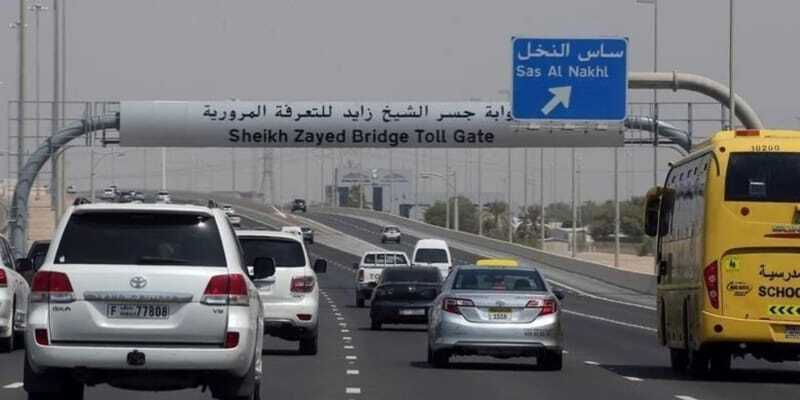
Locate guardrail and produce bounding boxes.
[317,206,657,295]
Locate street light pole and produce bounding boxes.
[444,150,450,229]
[477,149,483,236]
[14,0,27,184]
[507,148,512,242]
[571,148,577,257]
[161,147,166,191]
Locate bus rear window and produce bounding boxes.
[726,153,800,202]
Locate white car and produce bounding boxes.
[101,188,115,201]
[0,235,30,353]
[222,205,235,215]
[24,202,265,400]
[280,226,304,242]
[412,239,453,279]
[237,230,327,354]
[380,226,402,244]
[156,190,171,203]
[353,251,409,307]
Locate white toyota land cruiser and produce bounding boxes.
[24,202,268,400]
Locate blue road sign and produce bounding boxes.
[512,37,628,121]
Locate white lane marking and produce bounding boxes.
[339,323,347,327]
[344,345,355,349]
[346,355,357,360]
[335,313,342,316]
[546,279,656,311]
[2,382,23,389]
[347,369,360,375]
[337,317,344,321]
[342,336,352,341]
[346,387,362,394]
[272,205,287,219]
[623,376,644,382]
[584,361,600,366]
[562,350,569,354]
[675,396,700,400]
[341,329,350,333]
[562,309,657,332]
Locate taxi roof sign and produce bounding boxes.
[476,259,519,268]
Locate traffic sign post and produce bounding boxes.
[512,37,628,122]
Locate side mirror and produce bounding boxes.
[314,259,327,274]
[15,258,33,272]
[643,186,663,237]
[252,257,276,279]
[553,289,565,301]
[352,262,359,270]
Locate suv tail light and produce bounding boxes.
[224,332,239,348]
[527,298,557,316]
[442,298,474,315]
[0,270,6,287]
[35,329,49,346]
[704,261,720,309]
[291,276,315,293]
[30,271,74,303]
[202,274,249,306]
[357,269,365,282]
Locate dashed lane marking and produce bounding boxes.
[623,376,644,382]
[675,396,700,400]
[346,355,357,360]
[562,309,656,332]
[344,345,355,349]
[2,382,23,389]
[584,361,600,366]
[346,387,362,395]
[347,369,360,375]
[341,329,350,333]
[342,336,352,340]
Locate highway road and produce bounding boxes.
[3,200,800,400]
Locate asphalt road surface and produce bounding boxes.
[4,204,800,400]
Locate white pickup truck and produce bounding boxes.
[353,251,410,307]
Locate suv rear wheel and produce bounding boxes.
[299,336,318,355]
[214,358,260,400]
[24,356,84,400]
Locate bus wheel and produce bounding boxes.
[709,352,731,375]
[687,349,709,376]
[669,348,688,372]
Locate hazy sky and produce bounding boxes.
[1,0,798,207]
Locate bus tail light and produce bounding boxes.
[704,261,720,309]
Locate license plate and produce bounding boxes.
[786,326,800,339]
[488,307,512,321]
[369,273,382,281]
[106,303,169,319]
[399,308,425,316]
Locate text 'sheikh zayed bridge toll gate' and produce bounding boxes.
[118,101,624,149]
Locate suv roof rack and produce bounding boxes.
[73,197,92,206]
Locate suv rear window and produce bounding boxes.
[453,269,546,292]
[240,237,305,267]
[726,153,800,202]
[55,212,226,266]
[414,248,448,263]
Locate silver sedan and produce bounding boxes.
[427,264,564,370]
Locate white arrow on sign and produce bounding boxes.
[540,86,572,116]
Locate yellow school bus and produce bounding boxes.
[645,129,800,375]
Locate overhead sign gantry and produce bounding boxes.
[512,37,628,121]
[119,101,624,148]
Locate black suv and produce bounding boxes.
[291,199,307,213]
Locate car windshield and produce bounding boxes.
[725,152,800,202]
[414,248,449,263]
[239,237,306,267]
[453,269,547,292]
[55,212,226,266]
[382,268,441,283]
